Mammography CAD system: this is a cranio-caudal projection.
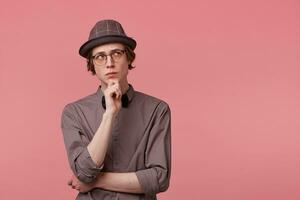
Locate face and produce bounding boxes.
[92,43,130,88]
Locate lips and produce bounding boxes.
[106,72,117,76]
[105,72,118,78]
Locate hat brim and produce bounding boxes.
[79,35,137,58]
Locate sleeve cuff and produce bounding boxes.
[136,168,159,196]
[75,148,103,183]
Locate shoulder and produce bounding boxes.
[133,91,171,131]
[62,92,98,115]
[134,90,171,114]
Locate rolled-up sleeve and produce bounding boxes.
[136,102,171,197]
[61,104,103,183]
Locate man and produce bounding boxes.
[60,19,171,200]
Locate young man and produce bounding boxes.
[61,19,171,200]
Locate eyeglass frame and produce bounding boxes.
[91,49,126,66]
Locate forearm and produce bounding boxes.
[95,172,143,194]
[87,112,115,166]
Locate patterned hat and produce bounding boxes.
[79,19,137,58]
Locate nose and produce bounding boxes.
[105,55,114,68]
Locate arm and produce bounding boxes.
[69,172,143,194]
[61,80,122,183]
[87,80,122,166]
[135,102,172,196]
[95,172,143,193]
[86,112,115,166]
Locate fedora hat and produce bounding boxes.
[79,19,137,58]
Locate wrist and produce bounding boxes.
[95,172,105,189]
[103,111,117,119]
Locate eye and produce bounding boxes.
[112,51,122,57]
[95,54,106,60]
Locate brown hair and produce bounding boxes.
[86,45,136,75]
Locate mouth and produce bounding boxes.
[105,72,118,77]
[106,72,117,75]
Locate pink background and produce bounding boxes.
[1,0,300,199]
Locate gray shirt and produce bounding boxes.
[61,84,171,200]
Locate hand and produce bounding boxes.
[103,79,122,116]
[67,174,95,193]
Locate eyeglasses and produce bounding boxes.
[91,49,126,66]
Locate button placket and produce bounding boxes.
[112,113,120,169]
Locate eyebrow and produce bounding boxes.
[93,48,124,56]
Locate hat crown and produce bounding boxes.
[79,19,136,58]
[89,19,127,40]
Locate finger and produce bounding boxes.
[116,88,122,99]
[111,91,117,98]
[108,79,117,86]
[111,81,120,91]
[110,82,119,90]
[107,81,119,92]
[112,87,121,99]
[111,84,120,96]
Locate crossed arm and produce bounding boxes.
[68,172,143,194]
[64,82,143,194]
[61,87,171,196]
[64,110,144,194]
